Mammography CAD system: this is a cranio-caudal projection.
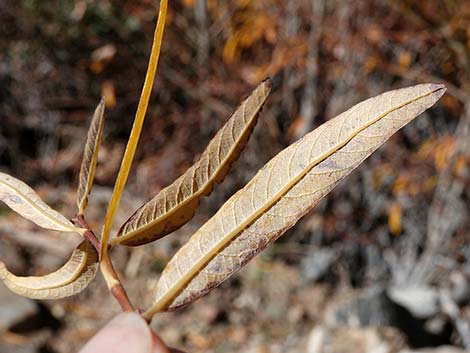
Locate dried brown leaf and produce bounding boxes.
[145,83,446,316]
[0,172,84,234]
[77,99,105,213]
[0,240,98,299]
[115,79,272,246]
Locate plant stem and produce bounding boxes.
[100,249,135,312]
[72,217,173,351]
[72,214,134,312]
[69,2,171,349]
[152,332,172,353]
[72,214,100,253]
[99,0,168,259]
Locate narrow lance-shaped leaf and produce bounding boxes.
[115,79,272,247]
[144,83,446,317]
[0,240,98,299]
[77,99,105,214]
[100,0,168,258]
[0,172,85,234]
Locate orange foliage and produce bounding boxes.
[388,202,403,236]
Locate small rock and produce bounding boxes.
[0,282,37,332]
[399,346,467,353]
[449,272,470,305]
[300,248,337,283]
[324,287,452,348]
[387,286,439,319]
[0,342,38,353]
[306,326,406,353]
[325,287,399,327]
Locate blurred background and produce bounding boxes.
[0,1,469,352]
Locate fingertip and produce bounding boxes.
[80,313,154,353]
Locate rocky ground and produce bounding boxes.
[0,1,469,352]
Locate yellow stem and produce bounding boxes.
[100,0,168,259]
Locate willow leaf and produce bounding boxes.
[0,240,98,299]
[144,83,446,317]
[77,99,105,214]
[115,78,272,247]
[100,0,168,258]
[0,172,84,234]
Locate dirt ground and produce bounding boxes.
[0,1,469,352]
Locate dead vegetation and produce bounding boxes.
[0,1,469,352]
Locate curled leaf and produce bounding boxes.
[145,83,446,316]
[0,172,84,234]
[77,99,105,214]
[0,240,98,299]
[115,79,272,247]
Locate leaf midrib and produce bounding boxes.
[0,240,96,293]
[148,87,443,314]
[78,101,105,213]
[0,176,81,234]
[115,85,270,245]
[3,248,88,290]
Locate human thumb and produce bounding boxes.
[79,312,154,353]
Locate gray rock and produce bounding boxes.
[0,342,38,353]
[387,285,439,319]
[0,282,37,332]
[399,347,466,353]
[449,273,470,305]
[300,248,337,283]
[326,287,399,327]
[306,326,406,353]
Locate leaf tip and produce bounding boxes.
[427,83,446,99]
[434,83,446,94]
[96,98,106,114]
[262,77,273,90]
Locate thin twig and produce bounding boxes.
[152,332,172,353]
[72,214,134,312]
[72,215,172,351]
[72,214,100,253]
[100,250,135,312]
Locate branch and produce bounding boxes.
[100,249,135,312]
[72,214,134,312]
